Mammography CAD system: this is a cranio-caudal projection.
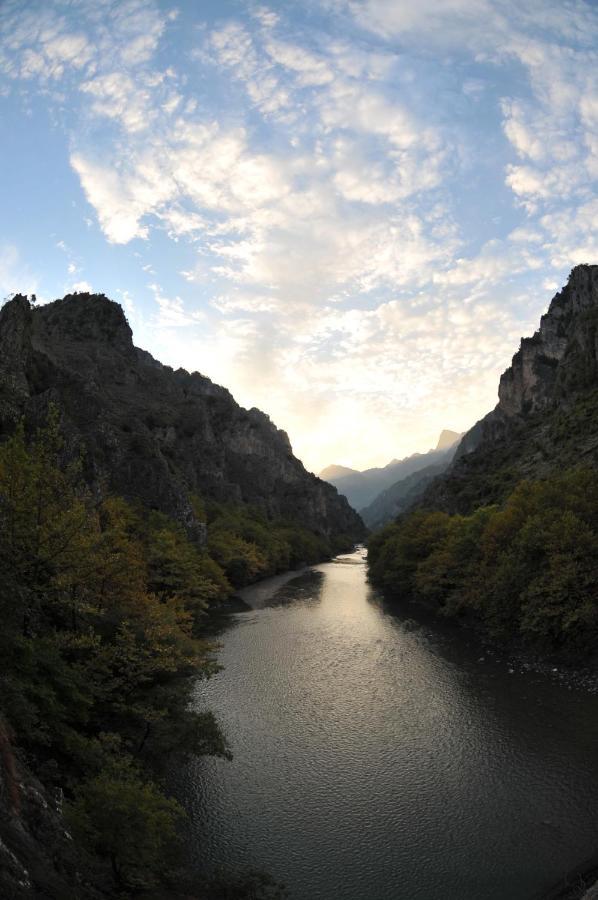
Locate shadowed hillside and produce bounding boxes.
[0,292,365,547]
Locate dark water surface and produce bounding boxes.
[180,549,598,899]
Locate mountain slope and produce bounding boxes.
[361,459,453,528]
[0,292,365,544]
[421,264,598,514]
[320,430,461,512]
[320,433,462,511]
[367,265,598,658]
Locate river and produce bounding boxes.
[179,548,598,899]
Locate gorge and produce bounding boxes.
[2,267,598,899]
[368,265,598,658]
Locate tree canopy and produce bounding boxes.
[368,469,598,655]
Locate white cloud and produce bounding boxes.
[3,0,598,470]
[70,279,92,293]
[433,239,543,287]
[148,283,206,328]
[264,39,334,86]
[0,244,38,299]
[345,0,502,49]
[70,154,153,243]
[80,72,153,133]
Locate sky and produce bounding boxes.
[1,0,598,474]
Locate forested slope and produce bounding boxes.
[0,290,363,898]
[369,265,598,658]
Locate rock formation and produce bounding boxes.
[422,264,598,512]
[0,716,104,900]
[0,292,365,544]
[435,429,462,451]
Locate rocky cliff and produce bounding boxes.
[423,264,598,512]
[0,293,365,544]
[0,717,105,900]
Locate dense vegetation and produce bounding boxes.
[368,469,598,657]
[423,388,598,515]
[0,413,307,896]
[205,500,352,588]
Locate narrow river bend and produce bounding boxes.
[179,549,598,899]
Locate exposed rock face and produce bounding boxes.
[0,293,365,543]
[0,719,104,900]
[423,265,598,513]
[435,430,462,451]
[498,264,598,416]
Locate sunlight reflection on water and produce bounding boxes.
[177,549,598,900]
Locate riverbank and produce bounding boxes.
[180,548,598,900]
[373,585,598,697]
[536,853,598,899]
[235,565,313,609]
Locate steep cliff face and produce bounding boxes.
[0,293,364,543]
[0,719,104,900]
[423,265,598,513]
[498,264,598,416]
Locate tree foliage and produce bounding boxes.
[368,469,598,655]
[205,501,338,588]
[0,410,350,898]
[0,415,230,890]
[0,411,342,892]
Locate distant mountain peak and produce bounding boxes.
[319,464,359,480]
[435,430,462,451]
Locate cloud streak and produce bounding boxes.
[1,0,597,471]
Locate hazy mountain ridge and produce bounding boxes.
[319,463,360,481]
[421,264,598,513]
[0,292,365,544]
[361,458,455,529]
[320,432,462,512]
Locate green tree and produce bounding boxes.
[67,758,184,888]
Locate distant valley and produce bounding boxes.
[320,429,462,526]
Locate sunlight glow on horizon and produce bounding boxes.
[1,0,597,471]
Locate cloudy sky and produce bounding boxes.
[1,0,597,473]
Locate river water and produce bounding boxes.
[180,549,598,899]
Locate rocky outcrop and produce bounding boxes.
[0,293,365,544]
[422,265,598,513]
[0,719,104,900]
[435,430,462,451]
[498,264,598,416]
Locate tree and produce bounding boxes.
[67,758,184,888]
